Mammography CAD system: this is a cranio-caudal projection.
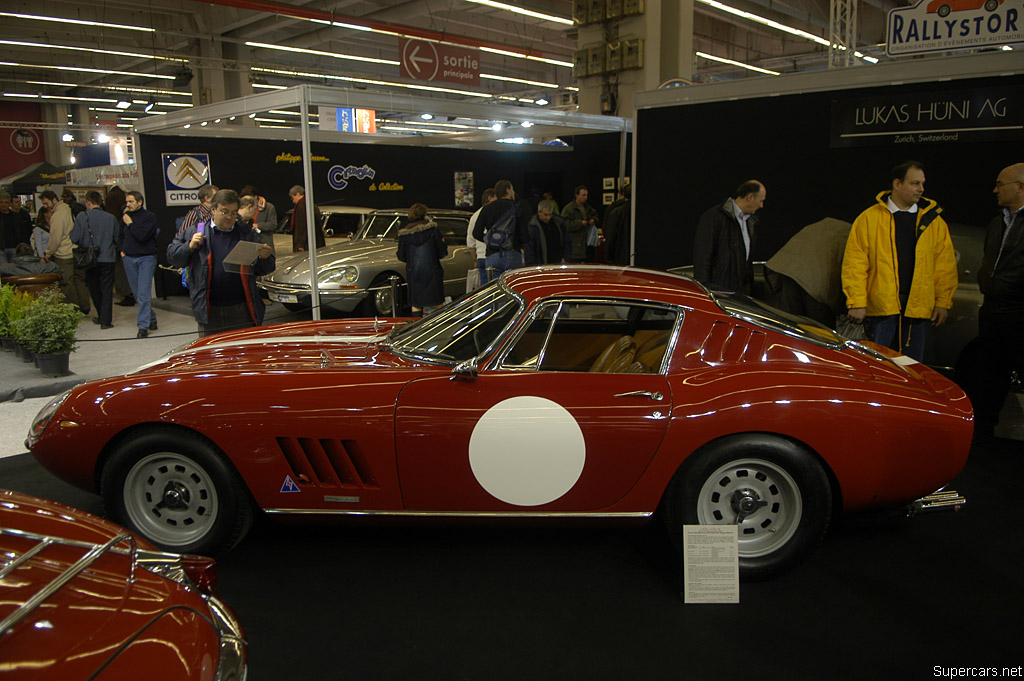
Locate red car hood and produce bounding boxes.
[137,318,414,374]
[0,491,222,681]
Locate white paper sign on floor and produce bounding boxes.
[683,525,740,604]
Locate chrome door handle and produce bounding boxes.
[613,390,663,401]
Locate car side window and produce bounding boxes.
[501,301,677,374]
[435,218,468,247]
[325,213,360,237]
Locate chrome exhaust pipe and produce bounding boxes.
[907,489,966,517]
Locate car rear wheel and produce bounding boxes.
[662,435,832,580]
[937,4,951,15]
[102,428,253,557]
[984,0,998,10]
[358,274,406,317]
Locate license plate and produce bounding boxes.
[270,292,298,303]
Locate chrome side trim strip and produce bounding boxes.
[263,509,652,519]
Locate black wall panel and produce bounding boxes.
[634,74,1023,271]
[138,132,631,231]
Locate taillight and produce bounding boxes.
[180,554,218,594]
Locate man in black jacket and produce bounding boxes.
[472,180,532,282]
[969,162,1024,441]
[692,180,766,293]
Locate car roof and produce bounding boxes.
[501,265,720,312]
[368,208,473,218]
[321,205,374,214]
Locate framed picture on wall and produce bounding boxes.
[602,177,615,190]
[603,192,614,205]
[454,171,474,209]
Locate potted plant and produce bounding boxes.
[5,287,36,361]
[13,286,84,377]
[0,284,15,351]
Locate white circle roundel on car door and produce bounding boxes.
[468,396,586,506]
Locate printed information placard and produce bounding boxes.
[683,525,740,604]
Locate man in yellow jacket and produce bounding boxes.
[842,160,957,361]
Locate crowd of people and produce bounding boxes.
[3,163,1021,438]
[690,160,1024,442]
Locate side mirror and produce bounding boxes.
[451,359,478,381]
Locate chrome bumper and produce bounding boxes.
[906,489,966,517]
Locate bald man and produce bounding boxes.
[969,162,1024,441]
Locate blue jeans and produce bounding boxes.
[485,250,523,281]
[476,258,488,285]
[869,313,927,361]
[123,254,157,330]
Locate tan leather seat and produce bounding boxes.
[589,335,637,373]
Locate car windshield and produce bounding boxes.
[357,213,407,240]
[711,292,844,347]
[387,282,521,364]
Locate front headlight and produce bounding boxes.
[29,390,71,441]
[318,266,359,287]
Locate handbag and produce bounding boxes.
[586,223,600,247]
[73,213,99,270]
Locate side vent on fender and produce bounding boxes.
[275,437,379,489]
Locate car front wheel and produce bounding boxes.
[358,274,406,317]
[102,428,253,556]
[662,435,832,580]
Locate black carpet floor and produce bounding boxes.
[2,438,1021,681]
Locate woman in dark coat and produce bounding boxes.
[396,203,447,315]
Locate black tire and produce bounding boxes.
[662,435,832,580]
[358,273,407,317]
[101,427,254,557]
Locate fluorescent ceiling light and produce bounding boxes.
[2,92,39,98]
[479,46,573,68]
[252,66,493,98]
[379,125,455,134]
[9,62,176,80]
[6,92,118,103]
[421,113,434,120]
[535,97,549,106]
[252,83,287,90]
[0,40,185,62]
[159,102,194,108]
[497,137,528,144]
[696,51,780,75]
[246,41,399,66]
[491,123,502,131]
[254,117,288,123]
[22,80,190,97]
[463,0,574,25]
[0,12,154,32]
[480,74,558,89]
[116,100,131,109]
[310,19,374,32]
[521,121,533,128]
[696,0,877,64]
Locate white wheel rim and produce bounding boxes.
[123,453,219,547]
[696,458,803,558]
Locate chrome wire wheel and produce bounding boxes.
[695,457,803,559]
[123,452,220,548]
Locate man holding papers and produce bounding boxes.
[168,189,276,337]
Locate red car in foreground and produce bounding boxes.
[27,267,972,578]
[0,490,246,680]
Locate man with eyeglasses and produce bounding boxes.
[168,189,276,337]
[967,163,1024,442]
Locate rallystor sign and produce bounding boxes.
[887,0,1023,55]
[399,38,480,86]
